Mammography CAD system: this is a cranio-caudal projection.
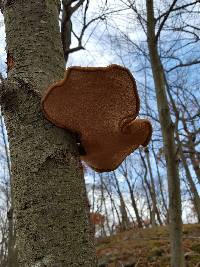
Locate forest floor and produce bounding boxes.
[96,224,200,267]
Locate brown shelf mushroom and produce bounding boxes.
[41,64,152,172]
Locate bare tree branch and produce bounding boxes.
[61,0,86,61]
[156,0,200,21]
[171,27,200,41]
[167,59,200,72]
[62,0,131,61]
[120,0,147,35]
[175,3,199,16]
[155,0,178,42]
[61,0,73,61]
[66,45,85,54]
[71,0,85,13]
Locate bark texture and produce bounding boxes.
[1,1,97,266]
[146,0,185,266]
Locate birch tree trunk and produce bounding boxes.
[1,1,97,266]
[146,0,185,266]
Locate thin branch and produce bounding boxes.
[66,45,85,54]
[61,0,73,61]
[125,0,147,35]
[156,0,200,21]
[185,23,200,31]
[167,59,200,72]
[171,27,200,41]
[155,0,178,42]
[80,15,105,41]
[69,3,130,58]
[71,0,85,13]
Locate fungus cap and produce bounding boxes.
[41,64,152,172]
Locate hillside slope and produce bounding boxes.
[96,224,200,267]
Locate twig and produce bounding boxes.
[155,0,178,42]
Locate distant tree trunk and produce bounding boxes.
[140,150,156,227]
[169,104,200,223]
[145,148,163,226]
[125,175,143,228]
[146,1,185,266]
[182,119,200,184]
[113,172,130,231]
[188,139,200,184]
[152,144,169,223]
[177,136,200,222]
[119,197,130,231]
[99,175,107,237]
[163,67,200,224]
[1,1,97,266]
[119,161,143,228]
[142,178,152,227]
[102,193,112,235]
[103,180,121,229]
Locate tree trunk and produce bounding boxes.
[145,148,163,226]
[164,65,200,223]
[183,122,200,184]
[103,181,121,229]
[188,141,200,184]
[140,150,156,227]
[141,177,152,227]
[125,175,143,228]
[99,175,107,237]
[175,128,200,222]
[113,172,130,231]
[146,1,185,266]
[152,144,169,223]
[1,1,97,266]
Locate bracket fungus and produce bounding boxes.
[41,64,152,172]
